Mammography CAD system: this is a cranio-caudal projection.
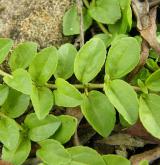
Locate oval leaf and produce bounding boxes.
[103,154,130,165]
[63,6,92,36]
[54,43,77,79]
[0,38,13,64]
[54,78,82,107]
[108,0,132,34]
[105,79,139,125]
[89,0,121,24]
[3,69,32,95]
[9,42,37,71]
[0,84,9,106]
[145,69,160,92]
[52,115,77,144]
[1,88,30,118]
[139,94,160,139]
[24,113,61,142]
[74,38,106,83]
[29,47,58,85]
[105,37,140,79]
[30,86,54,120]
[2,136,31,165]
[94,33,112,47]
[37,139,71,165]
[81,90,116,137]
[68,146,106,165]
[0,116,19,150]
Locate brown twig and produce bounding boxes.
[66,107,83,146]
[130,146,160,165]
[149,0,160,8]
[132,1,160,55]
[76,0,84,47]
[0,160,12,165]
[123,121,160,144]
[140,6,160,55]
[128,1,159,81]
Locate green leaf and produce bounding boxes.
[105,37,140,79]
[0,84,9,106]
[2,135,31,165]
[81,90,116,137]
[139,160,149,165]
[74,38,106,83]
[139,94,160,139]
[89,0,121,24]
[0,38,13,64]
[30,86,54,120]
[146,58,159,72]
[37,139,71,165]
[54,78,82,107]
[1,88,30,118]
[3,69,32,95]
[103,154,130,165]
[110,34,128,46]
[52,115,77,144]
[24,113,61,142]
[9,42,37,71]
[145,69,160,92]
[0,116,19,150]
[63,6,92,36]
[105,79,139,125]
[119,114,131,128]
[131,68,150,86]
[137,79,148,94]
[54,43,77,79]
[68,146,106,165]
[108,0,132,34]
[94,33,112,48]
[29,47,58,85]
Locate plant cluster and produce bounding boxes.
[0,0,159,164]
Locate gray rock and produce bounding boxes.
[0,0,73,48]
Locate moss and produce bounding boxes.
[0,0,73,48]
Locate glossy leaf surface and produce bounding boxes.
[29,47,58,85]
[24,113,61,142]
[139,94,160,139]
[105,80,139,125]
[81,90,116,137]
[74,38,106,83]
[54,43,77,80]
[3,69,32,95]
[52,115,77,144]
[9,42,37,71]
[105,37,140,79]
[30,86,54,120]
[54,78,82,107]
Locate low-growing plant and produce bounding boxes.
[0,0,159,164]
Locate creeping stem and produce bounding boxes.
[0,69,141,91]
[0,69,12,78]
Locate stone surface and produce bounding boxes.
[0,0,73,48]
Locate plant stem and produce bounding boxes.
[77,0,85,47]
[96,22,112,36]
[46,83,104,89]
[83,0,90,8]
[82,0,112,36]
[0,69,12,78]
[46,83,141,91]
[0,69,141,91]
